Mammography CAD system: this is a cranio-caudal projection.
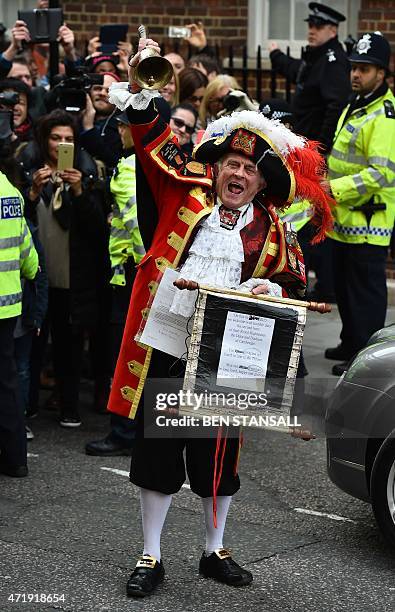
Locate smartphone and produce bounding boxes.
[57,143,74,172]
[18,8,63,43]
[99,24,128,54]
[168,26,191,38]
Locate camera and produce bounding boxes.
[219,90,258,116]
[48,69,104,113]
[0,111,13,142]
[0,92,20,108]
[0,93,19,142]
[222,92,241,113]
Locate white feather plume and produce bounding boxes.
[204,110,306,157]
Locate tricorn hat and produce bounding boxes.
[348,32,391,71]
[193,110,333,242]
[305,2,346,26]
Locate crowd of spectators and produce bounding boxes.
[0,6,246,467]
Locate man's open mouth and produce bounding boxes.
[228,182,244,195]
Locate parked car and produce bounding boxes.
[326,324,395,546]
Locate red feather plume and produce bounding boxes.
[287,141,335,244]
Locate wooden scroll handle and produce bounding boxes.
[173,278,331,313]
[306,301,332,314]
[174,278,199,291]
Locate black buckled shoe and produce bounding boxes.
[126,555,165,598]
[199,549,253,587]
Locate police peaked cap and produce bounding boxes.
[115,111,130,125]
[349,32,391,70]
[305,2,346,26]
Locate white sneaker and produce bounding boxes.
[26,425,34,440]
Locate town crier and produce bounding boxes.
[107,36,333,598]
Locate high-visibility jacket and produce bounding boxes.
[0,171,38,319]
[328,86,395,246]
[109,154,145,286]
[279,199,313,233]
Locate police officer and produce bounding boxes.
[269,2,351,151]
[325,32,395,375]
[0,169,38,477]
[269,3,351,303]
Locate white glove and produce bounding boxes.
[108,82,160,111]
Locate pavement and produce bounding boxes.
[1,304,395,612]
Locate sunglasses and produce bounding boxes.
[171,116,195,135]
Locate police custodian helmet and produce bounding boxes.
[348,32,391,71]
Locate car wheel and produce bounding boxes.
[370,435,395,548]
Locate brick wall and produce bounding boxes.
[63,0,249,58]
[359,0,395,47]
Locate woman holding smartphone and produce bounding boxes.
[18,109,111,428]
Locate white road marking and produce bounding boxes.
[101,467,191,489]
[294,507,357,523]
[27,453,39,458]
[101,467,129,477]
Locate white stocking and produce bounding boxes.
[201,495,232,555]
[140,487,172,561]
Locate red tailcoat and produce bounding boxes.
[108,103,306,419]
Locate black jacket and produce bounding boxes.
[18,143,111,326]
[270,37,351,151]
[79,112,122,175]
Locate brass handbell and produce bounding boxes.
[132,25,174,90]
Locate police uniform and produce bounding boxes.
[326,33,395,371]
[109,152,145,286]
[270,4,350,302]
[0,171,38,475]
[270,2,351,151]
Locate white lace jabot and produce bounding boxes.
[170,202,253,317]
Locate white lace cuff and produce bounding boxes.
[237,278,283,298]
[108,82,160,111]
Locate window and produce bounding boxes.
[248,0,361,57]
[0,0,36,31]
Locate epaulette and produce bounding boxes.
[151,139,211,184]
[384,100,395,119]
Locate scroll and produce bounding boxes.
[180,286,307,431]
